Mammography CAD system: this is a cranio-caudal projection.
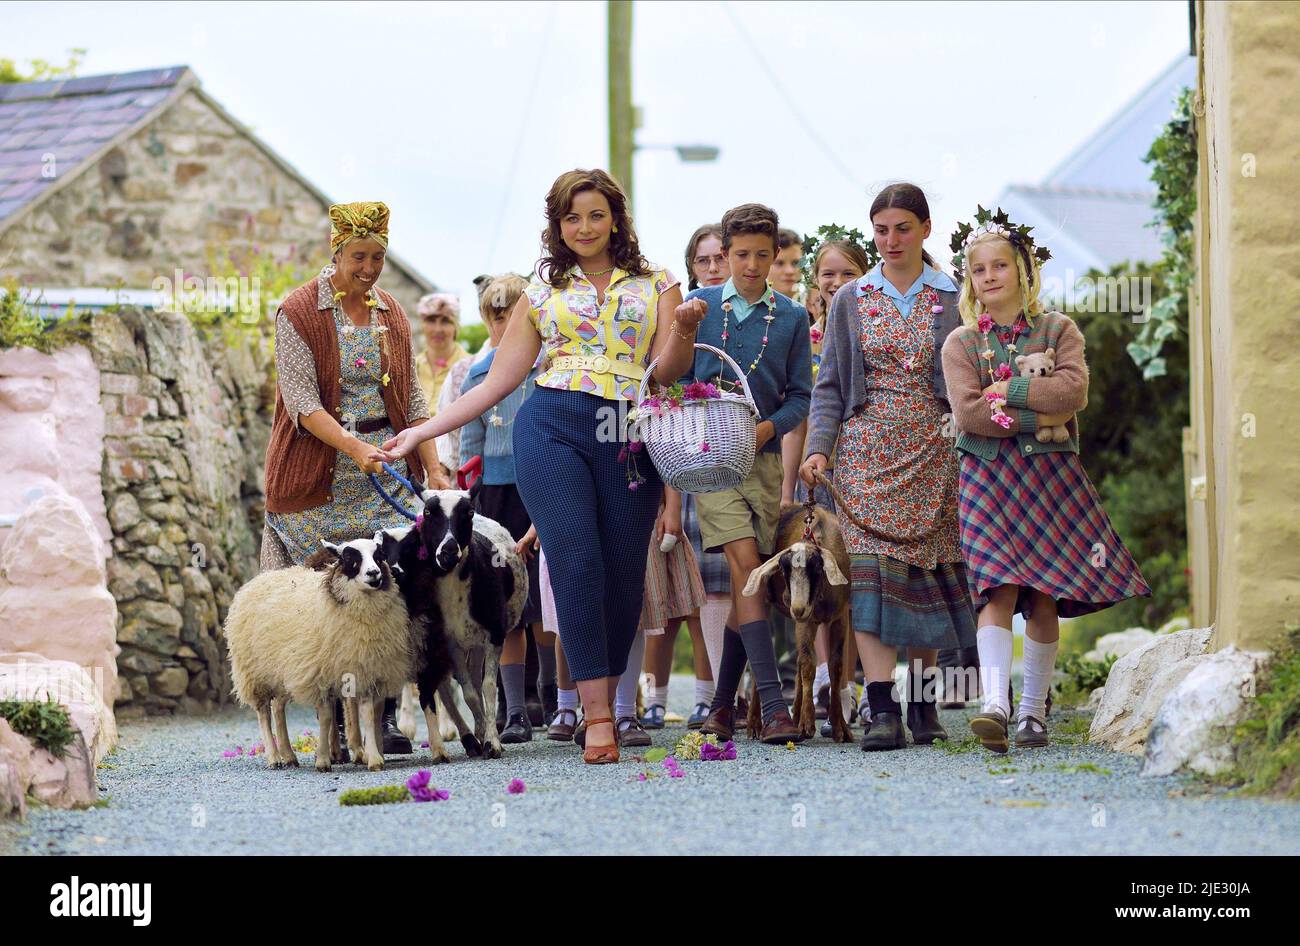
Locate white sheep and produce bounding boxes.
[224,537,418,771]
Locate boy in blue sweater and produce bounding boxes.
[679,203,812,743]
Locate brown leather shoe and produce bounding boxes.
[700,705,735,741]
[547,708,578,742]
[760,707,803,745]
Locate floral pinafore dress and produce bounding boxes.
[834,284,975,649]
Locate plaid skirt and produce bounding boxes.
[958,443,1151,618]
[850,554,977,649]
[682,492,730,596]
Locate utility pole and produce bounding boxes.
[607,0,635,209]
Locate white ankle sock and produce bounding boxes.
[557,687,578,713]
[1018,636,1059,722]
[614,631,646,720]
[813,662,831,692]
[976,625,1013,716]
[840,684,855,719]
[694,678,715,707]
[650,684,669,708]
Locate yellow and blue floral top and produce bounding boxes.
[526,265,678,401]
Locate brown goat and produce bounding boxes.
[741,503,853,742]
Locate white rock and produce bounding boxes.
[1085,686,1106,710]
[1089,627,1214,753]
[0,654,117,765]
[1085,627,1156,662]
[1156,615,1192,635]
[0,487,107,586]
[1142,647,1267,777]
[0,487,121,711]
[0,718,31,820]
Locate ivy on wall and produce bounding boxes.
[1129,86,1196,379]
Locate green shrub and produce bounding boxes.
[0,699,77,757]
[0,278,93,353]
[1054,653,1116,707]
[1220,627,1300,798]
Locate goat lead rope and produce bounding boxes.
[814,470,942,546]
[366,461,423,522]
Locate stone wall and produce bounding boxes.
[0,86,430,319]
[89,306,273,718]
[1194,1,1300,648]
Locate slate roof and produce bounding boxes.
[0,67,190,224]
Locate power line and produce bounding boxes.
[719,0,868,197]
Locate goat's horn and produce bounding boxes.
[741,552,784,598]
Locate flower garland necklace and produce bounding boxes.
[977,309,1030,429]
[719,293,778,377]
[328,269,392,389]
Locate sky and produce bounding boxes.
[5,0,1191,320]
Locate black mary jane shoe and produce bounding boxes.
[906,700,949,745]
[859,711,906,751]
[499,712,533,744]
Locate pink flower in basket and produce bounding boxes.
[682,381,720,400]
[994,363,1013,381]
[699,441,711,453]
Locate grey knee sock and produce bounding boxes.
[709,628,746,711]
[501,663,526,721]
[739,619,786,722]
[536,643,557,688]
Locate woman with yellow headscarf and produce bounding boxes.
[259,201,452,755]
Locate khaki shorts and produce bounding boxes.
[694,451,784,556]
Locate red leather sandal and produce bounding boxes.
[581,716,619,765]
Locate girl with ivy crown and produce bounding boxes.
[939,209,1150,754]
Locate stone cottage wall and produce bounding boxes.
[0,86,430,319]
[89,306,273,718]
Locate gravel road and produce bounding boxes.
[3,676,1297,856]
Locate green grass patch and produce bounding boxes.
[988,765,1019,775]
[339,785,411,806]
[1213,626,1300,798]
[933,732,982,754]
[0,699,77,757]
[1052,715,1092,745]
[1055,762,1112,775]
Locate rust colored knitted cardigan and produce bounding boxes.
[264,280,425,513]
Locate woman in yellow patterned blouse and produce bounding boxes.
[379,168,702,764]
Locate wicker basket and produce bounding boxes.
[631,344,759,493]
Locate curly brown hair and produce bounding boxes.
[538,169,649,289]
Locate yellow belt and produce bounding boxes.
[549,354,646,380]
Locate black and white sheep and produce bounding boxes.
[742,504,853,742]
[378,484,527,762]
[224,537,417,771]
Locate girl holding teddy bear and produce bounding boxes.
[940,210,1150,755]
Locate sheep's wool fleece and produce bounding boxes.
[225,566,415,706]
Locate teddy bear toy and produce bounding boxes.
[1015,348,1071,443]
